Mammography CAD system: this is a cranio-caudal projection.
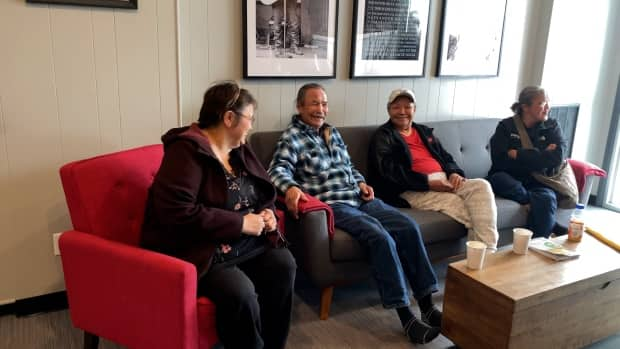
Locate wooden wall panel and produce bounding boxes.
[115,2,164,149]
[188,0,208,123]
[363,81,380,125]
[207,0,241,81]
[50,7,100,161]
[256,84,281,131]
[0,0,179,301]
[156,0,180,133]
[92,9,122,153]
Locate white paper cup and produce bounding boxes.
[466,241,487,270]
[513,228,533,254]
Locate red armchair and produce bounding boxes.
[59,144,218,349]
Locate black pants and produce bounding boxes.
[198,247,297,349]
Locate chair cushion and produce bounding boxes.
[60,145,163,246]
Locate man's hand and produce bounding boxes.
[428,179,454,192]
[259,208,277,232]
[508,149,517,159]
[285,186,308,219]
[448,173,466,191]
[359,182,375,201]
[242,213,265,236]
[545,143,557,151]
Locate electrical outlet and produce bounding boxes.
[53,232,62,256]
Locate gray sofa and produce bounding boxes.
[248,118,572,319]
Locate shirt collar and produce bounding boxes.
[292,114,331,135]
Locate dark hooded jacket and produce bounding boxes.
[488,116,566,183]
[141,123,279,276]
[368,121,464,207]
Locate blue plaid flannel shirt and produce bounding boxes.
[268,116,365,207]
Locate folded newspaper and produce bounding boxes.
[528,237,580,261]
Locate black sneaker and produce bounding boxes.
[421,306,442,327]
[404,317,440,344]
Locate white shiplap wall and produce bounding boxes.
[179,0,533,131]
[0,0,178,300]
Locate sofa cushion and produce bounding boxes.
[496,197,528,231]
[330,208,466,262]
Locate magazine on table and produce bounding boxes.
[528,237,580,261]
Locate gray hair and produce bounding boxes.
[296,83,325,107]
[511,86,547,115]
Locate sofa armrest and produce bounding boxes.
[284,210,331,276]
[59,230,200,349]
[284,211,369,288]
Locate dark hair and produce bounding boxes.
[198,81,257,129]
[296,83,325,107]
[511,86,546,115]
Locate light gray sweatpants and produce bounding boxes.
[400,178,499,250]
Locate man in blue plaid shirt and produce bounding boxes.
[268,83,442,345]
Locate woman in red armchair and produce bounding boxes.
[141,81,296,349]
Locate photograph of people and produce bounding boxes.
[254,0,328,59]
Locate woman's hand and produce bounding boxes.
[259,208,278,232]
[242,213,265,236]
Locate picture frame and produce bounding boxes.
[243,0,338,79]
[26,0,137,9]
[349,0,430,78]
[436,0,506,77]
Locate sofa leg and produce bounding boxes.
[84,331,99,349]
[320,286,334,320]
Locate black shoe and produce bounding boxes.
[404,317,440,344]
[552,223,568,236]
[421,305,443,327]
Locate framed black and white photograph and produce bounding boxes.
[26,0,137,9]
[436,0,506,77]
[243,0,338,79]
[349,0,430,78]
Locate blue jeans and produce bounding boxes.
[330,199,438,309]
[487,172,557,238]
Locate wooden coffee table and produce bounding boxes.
[441,233,620,349]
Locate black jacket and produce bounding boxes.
[488,116,566,183]
[368,121,464,207]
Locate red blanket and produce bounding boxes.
[568,159,607,193]
[276,194,336,238]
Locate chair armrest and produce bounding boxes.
[59,230,199,349]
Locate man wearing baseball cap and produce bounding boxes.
[368,89,499,251]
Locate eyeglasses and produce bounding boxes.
[235,111,255,124]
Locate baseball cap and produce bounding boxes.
[387,89,416,107]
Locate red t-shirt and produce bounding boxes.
[400,129,442,174]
